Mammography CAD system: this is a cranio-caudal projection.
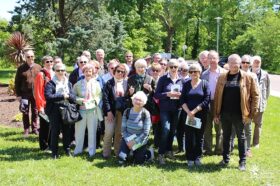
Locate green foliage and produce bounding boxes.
[8,74,16,95]
[0,96,280,185]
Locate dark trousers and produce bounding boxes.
[185,113,206,161]
[152,122,161,148]
[119,138,150,164]
[39,116,51,150]
[22,95,38,131]
[176,111,186,151]
[158,110,180,155]
[221,112,246,164]
[49,110,71,156]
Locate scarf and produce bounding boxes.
[52,75,69,95]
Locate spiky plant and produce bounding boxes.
[6,32,33,67]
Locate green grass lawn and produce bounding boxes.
[0,97,279,186]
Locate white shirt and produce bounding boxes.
[209,68,220,100]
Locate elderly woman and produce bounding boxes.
[154,59,182,165]
[34,55,55,151]
[118,91,153,165]
[126,58,153,101]
[159,58,168,76]
[102,64,128,158]
[176,61,190,154]
[102,59,120,83]
[180,63,210,167]
[73,64,102,157]
[45,63,76,159]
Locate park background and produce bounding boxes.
[0,0,280,185]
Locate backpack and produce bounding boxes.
[125,108,147,123]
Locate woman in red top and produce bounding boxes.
[33,55,55,151]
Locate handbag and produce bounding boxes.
[59,102,82,125]
[115,97,128,112]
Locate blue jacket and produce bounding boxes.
[154,74,182,112]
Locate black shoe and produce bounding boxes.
[219,160,229,167]
[65,150,73,157]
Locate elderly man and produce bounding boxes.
[96,49,107,76]
[201,50,227,155]
[82,50,91,60]
[230,55,258,157]
[198,50,209,72]
[15,49,41,137]
[124,51,133,71]
[251,55,270,148]
[214,54,259,171]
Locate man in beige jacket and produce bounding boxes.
[214,54,259,171]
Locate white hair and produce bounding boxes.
[241,54,252,65]
[228,54,241,64]
[131,91,148,105]
[134,59,147,68]
[54,63,66,70]
[189,63,202,73]
[252,55,261,63]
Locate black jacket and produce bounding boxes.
[44,80,76,116]
[102,78,128,116]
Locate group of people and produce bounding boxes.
[14,48,270,171]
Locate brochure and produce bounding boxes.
[185,116,202,129]
[125,134,143,151]
[170,84,181,99]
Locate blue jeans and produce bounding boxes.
[158,110,180,155]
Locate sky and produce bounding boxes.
[0,0,18,21]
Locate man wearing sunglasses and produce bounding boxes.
[15,49,41,137]
[69,55,89,86]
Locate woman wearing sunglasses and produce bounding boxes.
[102,64,128,158]
[154,59,183,165]
[45,63,76,159]
[180,63,210,167]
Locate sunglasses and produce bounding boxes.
[169,66,178,69]
[152,69,160,72]
[45,60,53,63]
[110,67,115,70]
[116,70,125,74]
[160,63,167,66]
[189,71,199,74]
[241,61,250,64]
[26,56,34,59]
[126,56,132,58]
[56,69,65,72]
[79,61,87,64]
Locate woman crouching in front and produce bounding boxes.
[118,91,154,165]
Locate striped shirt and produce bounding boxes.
[121,108,151,145]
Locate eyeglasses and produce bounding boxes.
[189,71,199,74]
[26,56,34,59]
[79,61,87,64]
[160,63,167,66]
[134,98,143,102]
[126,56,132,58]
[55,69,65,72]
[152,69,160,72]
[116,70,125,74]
[180,69,188,72]
[241,61,250,64]
[169,66,178,69]
[45,60,53,63]
[110,67,115,70]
